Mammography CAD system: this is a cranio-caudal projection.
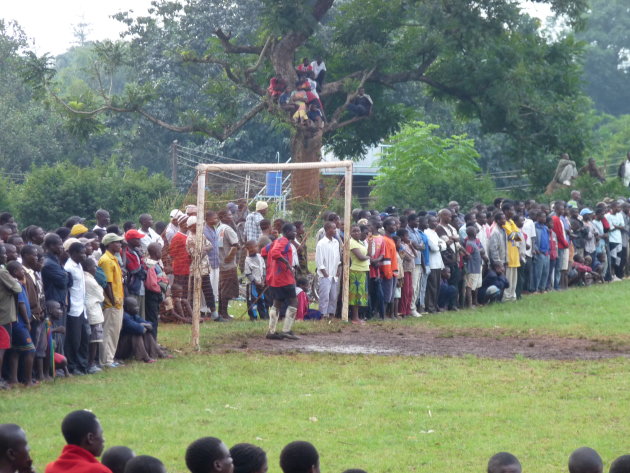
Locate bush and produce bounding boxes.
[14,160,175,229]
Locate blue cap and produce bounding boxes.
[580,208,593,216]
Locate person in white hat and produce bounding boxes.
[244,201,268,242]
[185,205,198,216]
[165,209,184,243]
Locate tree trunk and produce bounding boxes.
[291,126,323,201]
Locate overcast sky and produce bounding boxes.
[3,0,552,56]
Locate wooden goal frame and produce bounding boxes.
[191,161,354,349]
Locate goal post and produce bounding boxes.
[191,161,354,349]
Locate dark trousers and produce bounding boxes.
[438,284,457,309]
[368,277,385,319]
[426,269,441,312]
[447,264,461,307]
[64,314,89,373]
[145,290,162,340]
[315,70,326,92]
[247,284,269,320]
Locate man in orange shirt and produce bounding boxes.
[381,217,399,318]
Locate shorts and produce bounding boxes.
[90,323,103,343]
[10,322,36,353]
[268,285,297,302]
[54,352,66,365]
[0,324,10,350]
[465,273,482,290]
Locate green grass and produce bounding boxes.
[5,352,630,473]
[419,280,630,340]
[6,282,630,473]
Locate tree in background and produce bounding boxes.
[26,0,591,197]
[371,121,495,209]
[578,0,630,116]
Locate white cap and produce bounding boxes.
[187,216,197,227]
[255,201,268,212]
[170,209,184,219]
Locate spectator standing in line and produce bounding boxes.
[424,215,445,313]
[138,214,163,254]
[204,210,221,303]
[217,210,240,320]
[63,242,89,376]
[92,209,110,232]
[98,233,125,369]
[315,222,341,319]
[41,233,69,355]
[245,202,268,243]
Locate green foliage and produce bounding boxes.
[14,160,174,229]
[577,0,630,115]
[591,114,630,169]
[0,176,15,213]
[371,121,495,209]
[538,175,629,208]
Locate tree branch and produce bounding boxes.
[214,28,263,55]
[323,114,369,133]
[245,36,272,74]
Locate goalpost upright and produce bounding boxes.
[191,161,354,349]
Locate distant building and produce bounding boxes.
[321,144,387,206]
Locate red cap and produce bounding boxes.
[125,229,145,241]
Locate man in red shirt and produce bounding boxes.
[168,215,193,322]
[266,224,299,340]
[45,410,110,473]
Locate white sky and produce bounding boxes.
[2,0,553,56]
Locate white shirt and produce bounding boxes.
[165,222,179,243]
[424,228,445,270]
[310,60,326,76]
[476,223,489,255]
[84,272,105,325]
[522,218,537,257]
[607,212,624,244]
[64,259,86,318]
[315,236,341,280]
[624,161,630,186]
[140,227,164,253]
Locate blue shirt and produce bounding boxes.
[535,222,550,254]
[406,226,423,265]
[203,224,220,269]
[17,283,32,324]
[418,230,430,267]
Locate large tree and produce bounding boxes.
[30,0,590,197]
[578,0,630,116]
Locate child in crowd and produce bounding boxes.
[295,276,321,321]
[396,229,416,317]
[479,261,509,304]
[244,240,268,321]
[83,258,104,374]
[45,300,70,378]
[116,297,164,363]
[438,266,458,311]
[547,216,558,291]
[464,226,485,307]
[392,235,403,318]
[6,261,36,386]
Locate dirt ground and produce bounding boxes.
[226,324,630,361]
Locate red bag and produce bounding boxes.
[145,266,162,293]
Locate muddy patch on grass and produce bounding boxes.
[225,324,630,360]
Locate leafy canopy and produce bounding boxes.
[371,121,495,209]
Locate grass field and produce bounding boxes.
[4,281,630,473]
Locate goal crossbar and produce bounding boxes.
[191,161,354,349]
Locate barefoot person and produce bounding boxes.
[266,224,299,340]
